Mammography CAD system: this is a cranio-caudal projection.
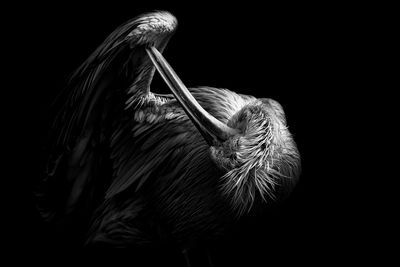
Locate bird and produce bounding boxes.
[37,10,301,264]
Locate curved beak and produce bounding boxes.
[146,46,238,146]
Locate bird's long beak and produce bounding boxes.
[146,46,238,145]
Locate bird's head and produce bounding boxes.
[209,98,300,215]
[146,47,301,216]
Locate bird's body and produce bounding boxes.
[37,11,301,253]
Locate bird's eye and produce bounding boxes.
[261,143,267,150]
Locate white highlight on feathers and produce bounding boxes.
[132,99,182,124]
[209,100,300,216]
[128,11,177,45]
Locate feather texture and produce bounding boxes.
[38,11,177,225]
[38,11,301,249]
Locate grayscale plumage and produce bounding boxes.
[37,10,301,254]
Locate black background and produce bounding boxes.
[10,1,387,266]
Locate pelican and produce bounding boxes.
[37,10,301,265]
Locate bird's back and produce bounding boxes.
[84,86,256,247]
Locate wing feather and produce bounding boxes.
[106,118,189,199]
[38,11,178,223]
